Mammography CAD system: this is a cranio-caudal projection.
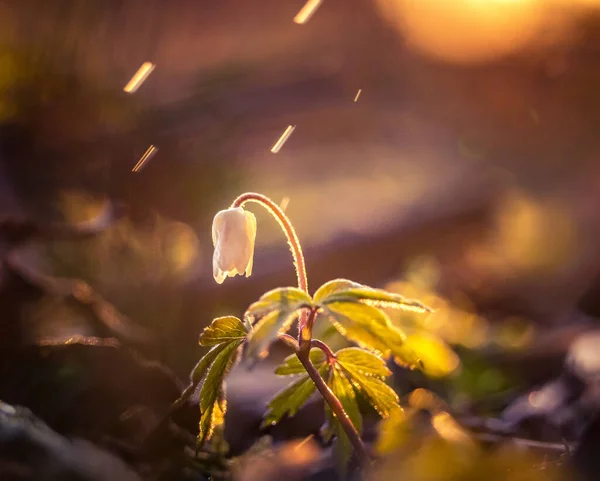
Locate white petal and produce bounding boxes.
[212,210,225,247]
[211,207,257,284]
[213,247,226,283]
[244,210,257,277]
[215,268,226,284]
[245,254,254,278]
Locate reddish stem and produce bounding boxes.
[310,339,336,362]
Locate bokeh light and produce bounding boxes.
[375,0,547,63]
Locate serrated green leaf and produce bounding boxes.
[199,316,248,346]
[198,339,242,447]
[258,286,313,304]
[321,301,399,354]
[322,287,432,314]
[375,407,408,455]
[192,343,231,383]
[198,391,227,452]
[313,279,363,303]
[331,368,362,431]
[245,308,301,361]
[335,348,392,379]
[338,358,400,418]
[326,366,363,475]
[244,287,313,361]
[245,287,313,320]
[275,349,326,375]
[173,343,232,410]
[262,370,323,428]
[322,301,422,369]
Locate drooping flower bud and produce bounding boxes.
[212,207,257,284]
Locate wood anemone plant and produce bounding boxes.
[176,192,436,473]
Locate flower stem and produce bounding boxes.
[232,192,370,468]
[231,193,307,295]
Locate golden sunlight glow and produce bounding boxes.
[466,191,578,279]
[271,125,296,153]
[405,332,460,378]
[571,0,600,6]
[164,221,200,274]
[386,279,489,349]
[59,191,109,224]
[123,61,155,93]
[408,388,446,413]
[374,0,545,63]
[496,192,577,272]
[431,412,473,444]
[293,0,323,24]
[287,436,319,466]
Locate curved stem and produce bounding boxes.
[232,193,370,468]
[311,339,336,363]
[231,192,307,295]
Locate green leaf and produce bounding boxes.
[244,287,313,361]
[173,343,232,409]
[326,365,363,475]
[199,316,248,346]
[199,391,227,451]
[336,348,392,378]
[245,287,313,320]
[198,339,242,447]
[245,309,300,361]
[321,301,423,369]
[338,356,400,418]
[262,368,327,428]
[177,316,248,413]
[321,301,399,354]
[191,343,231,383]
[321,287,432,314]
[275,349,326,376]
[313,279,363,303]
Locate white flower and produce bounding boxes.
[212,207,257,284]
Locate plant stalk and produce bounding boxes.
[232,192,370,468]
[296,348,371,466]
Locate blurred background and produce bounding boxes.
[3,0,600,479]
